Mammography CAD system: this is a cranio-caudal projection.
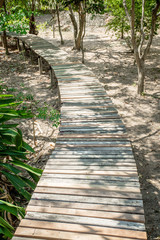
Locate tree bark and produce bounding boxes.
[69,5,78,49]
[75,3,86,51]
[3,0,9,55]
[29,0,37,35]
[51,9,56,38]
[56,4,64,45]
[137,58,145,94]
[3,30,9,55]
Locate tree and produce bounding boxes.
[123,0,160,94]
[61,0,105,51]
[0,1,30,54]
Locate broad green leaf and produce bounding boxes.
[21,177,36,189]
[15,132,22,150]
[22,141,34,153]
[0,200,25,218]
[28,171,40,183]
[12,159,42,176]
[2,171,31,200]
[0,216,14,231]
[0,123,19,128]
[0,162,20,174]
[0,225,13,238]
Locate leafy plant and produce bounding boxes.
[37,105,60,127]
[0,94,42,239]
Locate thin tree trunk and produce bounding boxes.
[56,4,64,45]
[69,5,78,49]
[75,3,85,51]
[3,0,8,55]
[137,58,145,94]
[121,20,124,39]
[29,0,37,35]
[51,9,56,38]
[3,30,9,55]
[81,2,86,63]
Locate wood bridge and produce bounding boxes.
[6,33,147,240]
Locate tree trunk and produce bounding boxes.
[121,20,124,39]
[137,58,145,94]
[51,9,56,38]
[56,4,64,45]
[3,0,8,55]
[29,0,37,35]
[3,30,9,55]
[75,3,85,51]
[69,5,78,49]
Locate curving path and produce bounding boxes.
[6,33,148,240]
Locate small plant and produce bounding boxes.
[37,105,60,127]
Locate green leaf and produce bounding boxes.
[0,224,13,238]
[28,171,40,183]
[22,141,34,153]
[0,162,20,175]
[12,159,42,176]
[0,200,25,218]
[15,132,22,150]
[2,171,31,200]
[0,123,19,128]
[0,216,14,231]
[21,177,36,189]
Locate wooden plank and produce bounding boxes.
[29,199,144,214]
[53,149,133,155]
[34,187,141,199]
[56,144,131,148]
[46,161,137,167]
[50,153,134,158]
[41,173,139,182]
[14,227,146,240]
[58,134,128,138]
[43,170,138,177]
[26,206,145,223]
[18,220,147,239]
[31,193,143,207]
[25,212,145,231]
[45,165,137,171]
[56,139,130,144]
[54,147,133,155]
[38,178,140,188]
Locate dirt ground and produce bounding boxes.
[0,12,159,240]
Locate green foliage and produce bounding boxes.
[60,0,105,14]
[106,0,160,46]
[0,7,30,34]
[0,94,42,239]
[37,105,60,127]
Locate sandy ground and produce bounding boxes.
[0,12,159,240]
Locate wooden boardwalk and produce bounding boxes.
[7,33,148,240]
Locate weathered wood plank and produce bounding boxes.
[34,187,141,199]
[26,205,145,223]
[25,212,145,231]
[31,192,143,206]
[29,199,144,213]
[43,170,137,177]
[38,178,140,188]
[18,220,147,239]
[14,227,146,240]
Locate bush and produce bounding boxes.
[0,94,42,239]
